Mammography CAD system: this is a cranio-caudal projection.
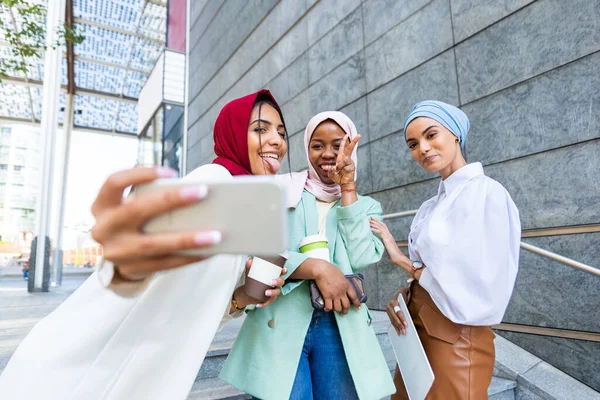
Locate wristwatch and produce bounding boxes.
[408,260,424,282]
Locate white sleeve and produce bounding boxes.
[218,262,247,330]
[418,179,521,325]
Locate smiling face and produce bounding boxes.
[308,120,349,184]
[405,116,465,179]
[247,102,288,175]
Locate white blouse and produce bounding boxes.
[409,162,521,326]
[316,199,336,235]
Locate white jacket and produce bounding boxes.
[0,164,246,399]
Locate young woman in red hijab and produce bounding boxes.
[0,90,290,400]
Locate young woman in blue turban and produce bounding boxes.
[370,100,521,399]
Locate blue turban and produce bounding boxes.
[403,100,470,149]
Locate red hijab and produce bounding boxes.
[212,90,282,176]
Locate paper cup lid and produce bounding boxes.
[299,234,328,249]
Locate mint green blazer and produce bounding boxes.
[220,191,396,400]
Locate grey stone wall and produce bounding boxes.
[187,0,600,389]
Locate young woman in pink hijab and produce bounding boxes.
[221,112,396,400]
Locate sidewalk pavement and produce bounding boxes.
[0,275,89,374]
[0,266,95,280]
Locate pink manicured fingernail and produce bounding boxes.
[180,185,208,200]
[265,290,272,296]
[194,231,221,246]
[282,268,288,274]
[156,166,177,178]
[271,279,278,286]
[256,304,263,308]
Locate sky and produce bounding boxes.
[1,123,138,250]
[60,130,138,248]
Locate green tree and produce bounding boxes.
[0,0,84,80]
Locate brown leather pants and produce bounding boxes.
[391,282,495,400]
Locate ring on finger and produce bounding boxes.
[393,305,401,313]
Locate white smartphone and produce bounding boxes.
[134,177,288,256]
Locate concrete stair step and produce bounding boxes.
[197,316,245,380]
[190,375,516,400]
[488,377,517,400]
[187,377,250,400]
[190,373,516,400]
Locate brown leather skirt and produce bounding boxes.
[391,282,495,400]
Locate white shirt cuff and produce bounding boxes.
[418,266,433,291]
[97,257,152,298]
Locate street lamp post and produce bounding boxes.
[32,0,66,292]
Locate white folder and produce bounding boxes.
[387,293,435,400]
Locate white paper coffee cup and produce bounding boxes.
[299,234,330,262]
[244,257,282,302]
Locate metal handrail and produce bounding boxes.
[519,242,600,276]
[382,210,419,219]
[492,323,600,342]
[382,211,600,277]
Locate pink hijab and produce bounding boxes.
[281,111,359,208]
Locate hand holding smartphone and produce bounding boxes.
[134,176,288,257]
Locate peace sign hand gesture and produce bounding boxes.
[328,134,360,186]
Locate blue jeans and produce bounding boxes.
[255,309,358,400]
